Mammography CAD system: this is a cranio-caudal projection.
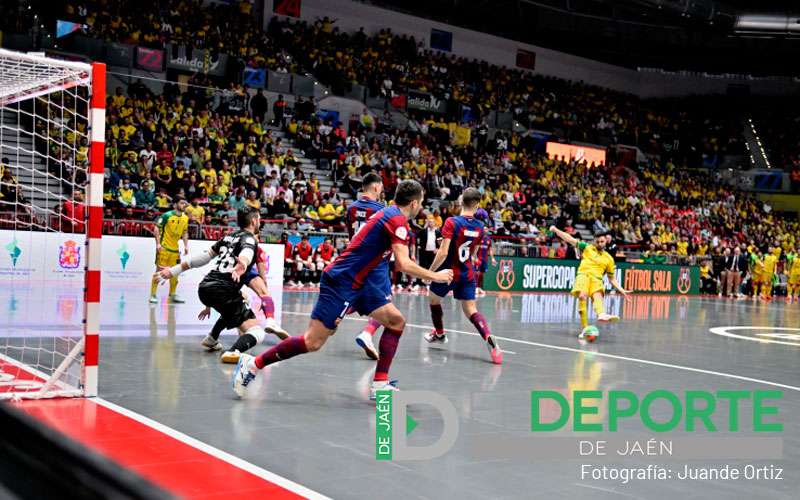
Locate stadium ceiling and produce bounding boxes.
[366,0,800,76]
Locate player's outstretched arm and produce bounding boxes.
[608,276,631,297]
[393,243,453,283]
[428,238,451,272]
[549,225,579,247]
[155,249,218,282]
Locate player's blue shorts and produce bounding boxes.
[477,259,489,273]
[430,278,477,301]
[240,267,259,287]
[312,272,392,330]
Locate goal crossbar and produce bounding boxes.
[0,49,92,107]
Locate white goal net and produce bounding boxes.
[0,48,104,399]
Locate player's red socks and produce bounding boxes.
[477,272,485,289]
[430,304,444,334]
[374,328,402,382]
[363,318,381,336]
[260,295,275,319]
[255,336,308,368]
[469,312,491,341]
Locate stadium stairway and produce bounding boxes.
[741,117,771,170]
[574,223,594,240]
[264,125,346,199]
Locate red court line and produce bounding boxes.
[16,398,309,499]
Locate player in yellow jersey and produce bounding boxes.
[749,249,764,300]
[787,250,800,303]
[761,246,778,300]
[550,227,630,342]
[149,196,189,304]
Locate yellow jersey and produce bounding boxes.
[751,256,764,277]
[788,255,800,277]
[763,254,778,274]
[577,242,615,280]
[156,210,188,252]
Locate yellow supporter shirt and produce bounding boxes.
[184,204,205,223]
[199,167,217,181]
[156,210,188,252]
[218,170,232,187]
[577,242,615,280]
[676,241,688,256]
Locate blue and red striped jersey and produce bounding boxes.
[476,232,492,265]
[346,196,385,239]
[437,215,485,281]
[326,205,410,288]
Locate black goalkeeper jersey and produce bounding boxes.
[201,230,258,290]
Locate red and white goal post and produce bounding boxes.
[0,48,104,399]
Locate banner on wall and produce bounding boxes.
[167,45,228,76]
[0,231,283,289]
[273,0,302,17]
[136,47,164,71]
[406,90,445,114]
[430,28,453,52]
[243,67,267,88]
[546,141,606,166]
[487,256,699,295]
[515,49,536,70]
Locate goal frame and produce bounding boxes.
[0,49,105,399]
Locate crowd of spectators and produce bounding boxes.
[100,81,354,234]
[56,2,750,170]
[93,72,799,267]
[3,1,794,265]
[321,108,798,259]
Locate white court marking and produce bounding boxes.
[283,311,800,392]
[709,326,800,347]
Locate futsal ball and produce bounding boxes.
[581,325,599,343]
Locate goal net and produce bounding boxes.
[0,49,104,399]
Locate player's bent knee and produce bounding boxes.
[245,325,266,344]
[385,314,405,331]
[461,300,477,316]
[304,333,328,351]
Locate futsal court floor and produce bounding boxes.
[3,284,800,499]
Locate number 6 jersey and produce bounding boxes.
[203,230,258,290]
[437,215,485,283]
